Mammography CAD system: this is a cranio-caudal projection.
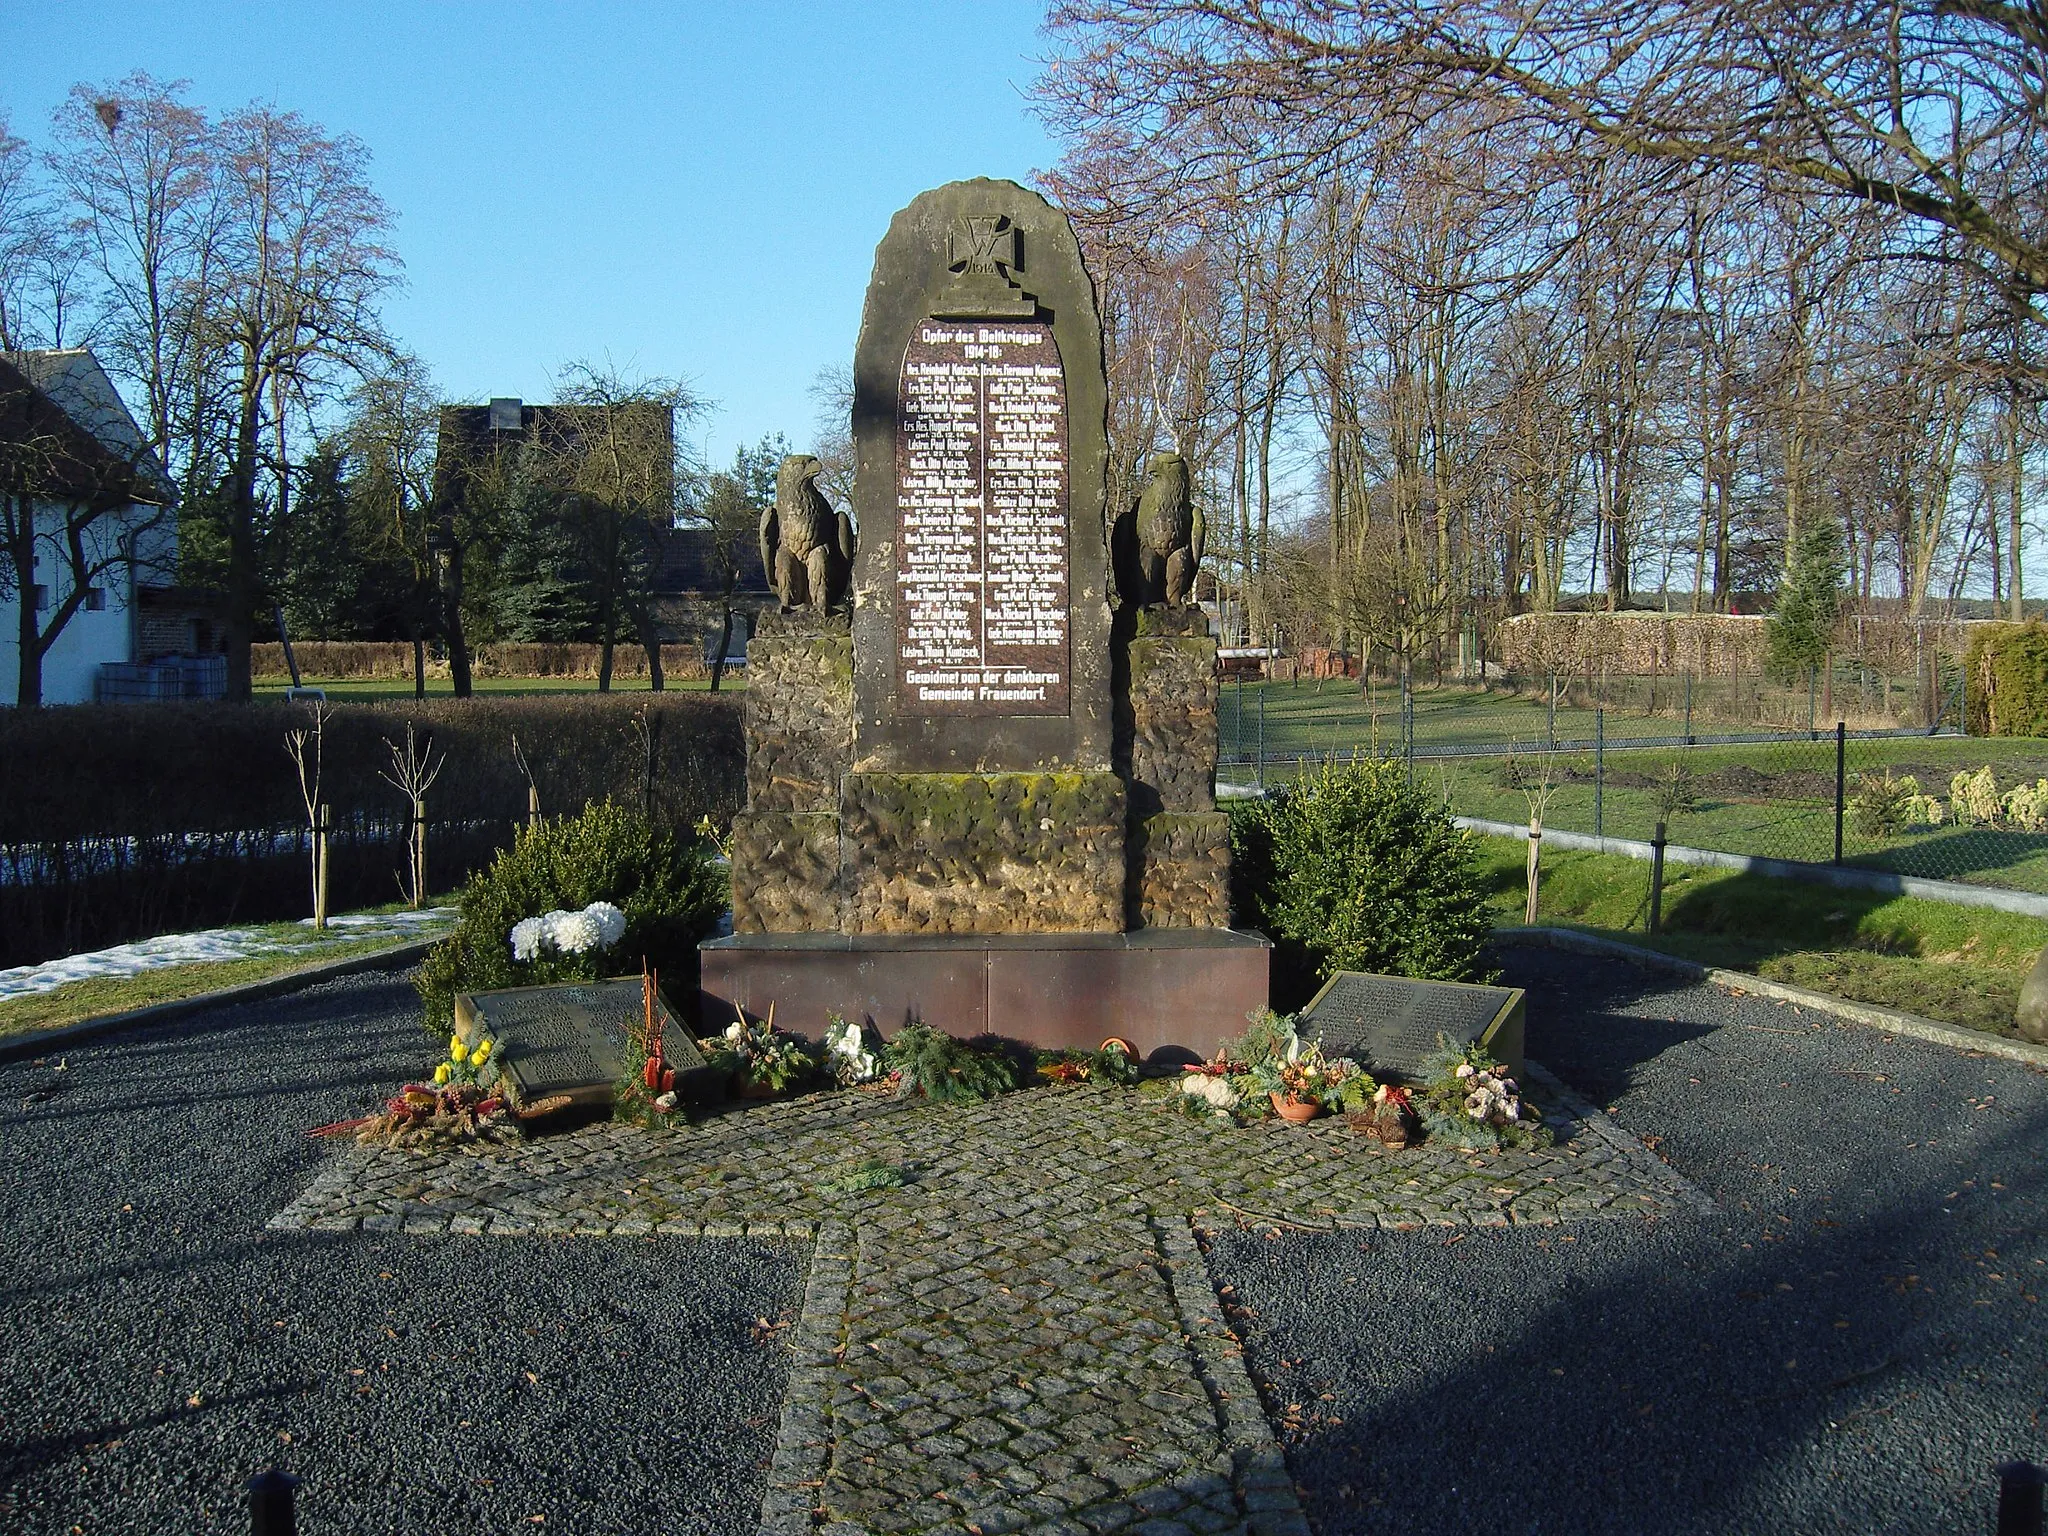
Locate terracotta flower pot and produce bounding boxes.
[1270,1092,1321,1124]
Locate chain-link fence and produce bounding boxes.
[1219,678,2048,896]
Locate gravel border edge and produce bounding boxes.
[1492,925,2048,1072]
[756,1220,854,1536]
[1159,1211,1312,1536]
[0,938,441,1064]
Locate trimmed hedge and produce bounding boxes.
[1965,623,2048,737]
[251,641,710,680]
[0,694,742,968]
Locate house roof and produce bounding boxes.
[655,525,772,598]
[0,348,175,503]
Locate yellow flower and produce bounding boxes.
[472,1039,492,1065]
[449,1034,468,1063]
[433,1062,453,1085]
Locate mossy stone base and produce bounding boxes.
[841,771,1126,934]
[1130,811,1230,929]
[730,811,844,933]
[1124,633,1218,815]
[744,616,853,813]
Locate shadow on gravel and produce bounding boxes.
[1219,954,2048,1536]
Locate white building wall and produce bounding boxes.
[0,496,145,707]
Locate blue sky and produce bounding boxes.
[1,0,1063,469]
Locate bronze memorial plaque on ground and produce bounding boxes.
[454,979,712,1113]
[1299,972,1526,1081]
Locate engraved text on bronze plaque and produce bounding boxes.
[894,319,1069,715]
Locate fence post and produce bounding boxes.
[1998,1461,2045,1536]
[1808,666,1818,738]
[249,1467,298,1536]
[1235,671,1244,763]
[1683,669,1695,746]
[1649,820,1668,935]
[1257,685,1266,789]
[1595,708,1605,839]
[527,784,541,830]
[1834,722,1846,865]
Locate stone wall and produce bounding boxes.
[1118,610,1229,928]
[744,612,853,813]
[1130,811,1231,928]
[840,771,1126,935]
[729,811,843,933]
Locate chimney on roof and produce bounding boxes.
[487,398,523,431]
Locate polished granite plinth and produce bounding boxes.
[698,928,1270,1062]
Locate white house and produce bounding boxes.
[0,349,184,707]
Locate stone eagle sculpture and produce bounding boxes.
[1112,451,1203,608]
[759,454,855,612]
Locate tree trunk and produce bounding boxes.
[710,604,734,693]
[223,361,263,702]
[7,496,42,708]
[446,543,472,697]
[412,629,426,700]
[2012,400,2027,623]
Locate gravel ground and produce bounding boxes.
[0,971,803,1536]
[1209,948,2048,1535]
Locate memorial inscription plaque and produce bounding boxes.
[1298,971,1526,1081]
[455,978,716,1112]
[895,319,1069,715]
[852,179,1113,773]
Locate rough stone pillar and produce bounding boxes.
[1118,608,1230,928]
[729,612,853,934]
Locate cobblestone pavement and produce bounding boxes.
[273,1072,1706,1535]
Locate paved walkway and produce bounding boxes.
[274,1067,1705,1535]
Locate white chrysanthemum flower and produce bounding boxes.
[542,908,602,955]
[1456,1062,1475,1079]
[1187,1076,1237,1109]
[584,901,627,948]
[724,1021,746,1045]
[1500,1099,1520,1121]
[509,917,543,962]
[1465,1089,1491,1119]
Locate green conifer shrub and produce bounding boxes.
[415,799,726,1033]
[1229,756,1494,1004]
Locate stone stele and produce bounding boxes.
[707,180,1266,1057]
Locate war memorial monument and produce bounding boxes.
[701,178,1270,1055]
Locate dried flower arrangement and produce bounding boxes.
[1413,1036,1550,1150]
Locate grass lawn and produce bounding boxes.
[252,674,745,700]
[1476,834,2048,1039]
[1224,682,2048,891]
[0,903,457,1042]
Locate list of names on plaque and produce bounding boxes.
[895,319,1070,715]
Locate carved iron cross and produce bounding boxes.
[949,216,1018,277]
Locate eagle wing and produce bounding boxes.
[836,509,857,564]
[1110,496,1138,606]
[757,501,778,585]
[1191,502,1206,572]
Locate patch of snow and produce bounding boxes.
[0,906,458,1003]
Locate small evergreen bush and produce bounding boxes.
[415,799,727,1034]
[1765,516,1844,679]
[1230,756,1494,1003]
[1965,623,2048,737]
